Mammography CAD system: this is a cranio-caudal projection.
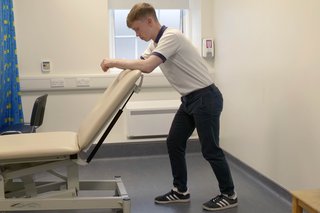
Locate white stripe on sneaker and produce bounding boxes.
[155,189,190,204]
[217,199,229,207]
[217,201,224,207]
[167,194,179,201]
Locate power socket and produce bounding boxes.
[41,61,51,73]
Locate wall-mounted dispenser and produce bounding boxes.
[202,38,214,58]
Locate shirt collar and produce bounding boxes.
[154,25,167,44]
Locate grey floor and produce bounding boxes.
[83,153,291,213]
[9,141,292,213]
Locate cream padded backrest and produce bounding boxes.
[77,69,142,150]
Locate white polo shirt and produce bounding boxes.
[141,26,213,96]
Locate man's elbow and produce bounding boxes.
[140,65,156,73]
[139,56,162,73]
[141,67,154,73]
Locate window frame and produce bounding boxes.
[109,9,189,60]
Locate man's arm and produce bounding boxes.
[100,55,163,73]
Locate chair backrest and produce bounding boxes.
[77,69,142,150]
[30,94,48,127]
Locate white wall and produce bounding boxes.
[13,0,212,142]
[212,0,320,190]
[14,0,109,75]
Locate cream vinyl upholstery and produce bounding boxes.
[0,132,78,160]
[0,69,141,160]
[0,69,143,213]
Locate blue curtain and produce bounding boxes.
[0,0,24,128]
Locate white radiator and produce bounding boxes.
[125,100,180,138]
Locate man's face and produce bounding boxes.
[130,18,153,41]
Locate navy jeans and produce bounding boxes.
[166,84,235,195]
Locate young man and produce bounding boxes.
[100,2,238,211]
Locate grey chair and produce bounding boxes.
[0,94,48,135]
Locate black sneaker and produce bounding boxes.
[155,188,190,204]
[203,193,238,211]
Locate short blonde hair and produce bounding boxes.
[126,2,158,28]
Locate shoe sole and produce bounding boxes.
[202,203,238,211]
[155,199,190,204]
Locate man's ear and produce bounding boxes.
[146,16,154,25]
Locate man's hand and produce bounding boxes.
[100,55,162,73]
[100,58,112,72]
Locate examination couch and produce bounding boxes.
[0,69,143,213]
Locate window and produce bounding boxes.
[110,9,186,59]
